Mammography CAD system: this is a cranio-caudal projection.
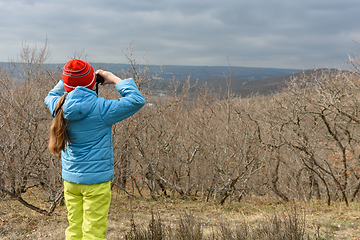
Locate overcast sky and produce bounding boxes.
[1,0,360,69]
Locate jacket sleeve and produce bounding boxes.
[101,78,145,126]
[44,80,66,115]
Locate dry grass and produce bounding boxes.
[1,189,360,239]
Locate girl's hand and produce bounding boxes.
[95,70,122,85]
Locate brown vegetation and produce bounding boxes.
[1,42,360,238]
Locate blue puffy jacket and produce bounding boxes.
[45,78,145,185]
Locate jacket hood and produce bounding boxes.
[63,87,97,120]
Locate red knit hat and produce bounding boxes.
[62,59,96,92]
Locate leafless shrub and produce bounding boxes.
[126,211,168,240]
[109,56,360,207]
[0,41,63,215]
[2,41,360,218]
[258,68,360,205]
[125,207,316,240]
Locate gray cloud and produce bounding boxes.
[0,0,360,69]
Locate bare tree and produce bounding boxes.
[0,41,63,215]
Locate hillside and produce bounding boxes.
[147,65,300,80]
[0,62,300,81]
[185,68,344,97]
[1,62,339,97]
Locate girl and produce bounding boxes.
[45,59,145,239]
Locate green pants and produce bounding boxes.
[64,180,111,240]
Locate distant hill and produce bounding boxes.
[0,62,300,81]
[85,63,301,81]
[185,68,345,97]
[140,65,301,81]
[3,62,329,97]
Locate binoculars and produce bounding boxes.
[95,74,104,95]
[96,74,104,84]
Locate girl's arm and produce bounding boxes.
[99,77,146,126]
[44,80,66,115]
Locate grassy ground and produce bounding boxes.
[1,190,360,239]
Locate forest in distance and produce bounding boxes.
[0,61,301,81]
[0,61,308,97]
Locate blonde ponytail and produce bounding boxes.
[49,94,69,155]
